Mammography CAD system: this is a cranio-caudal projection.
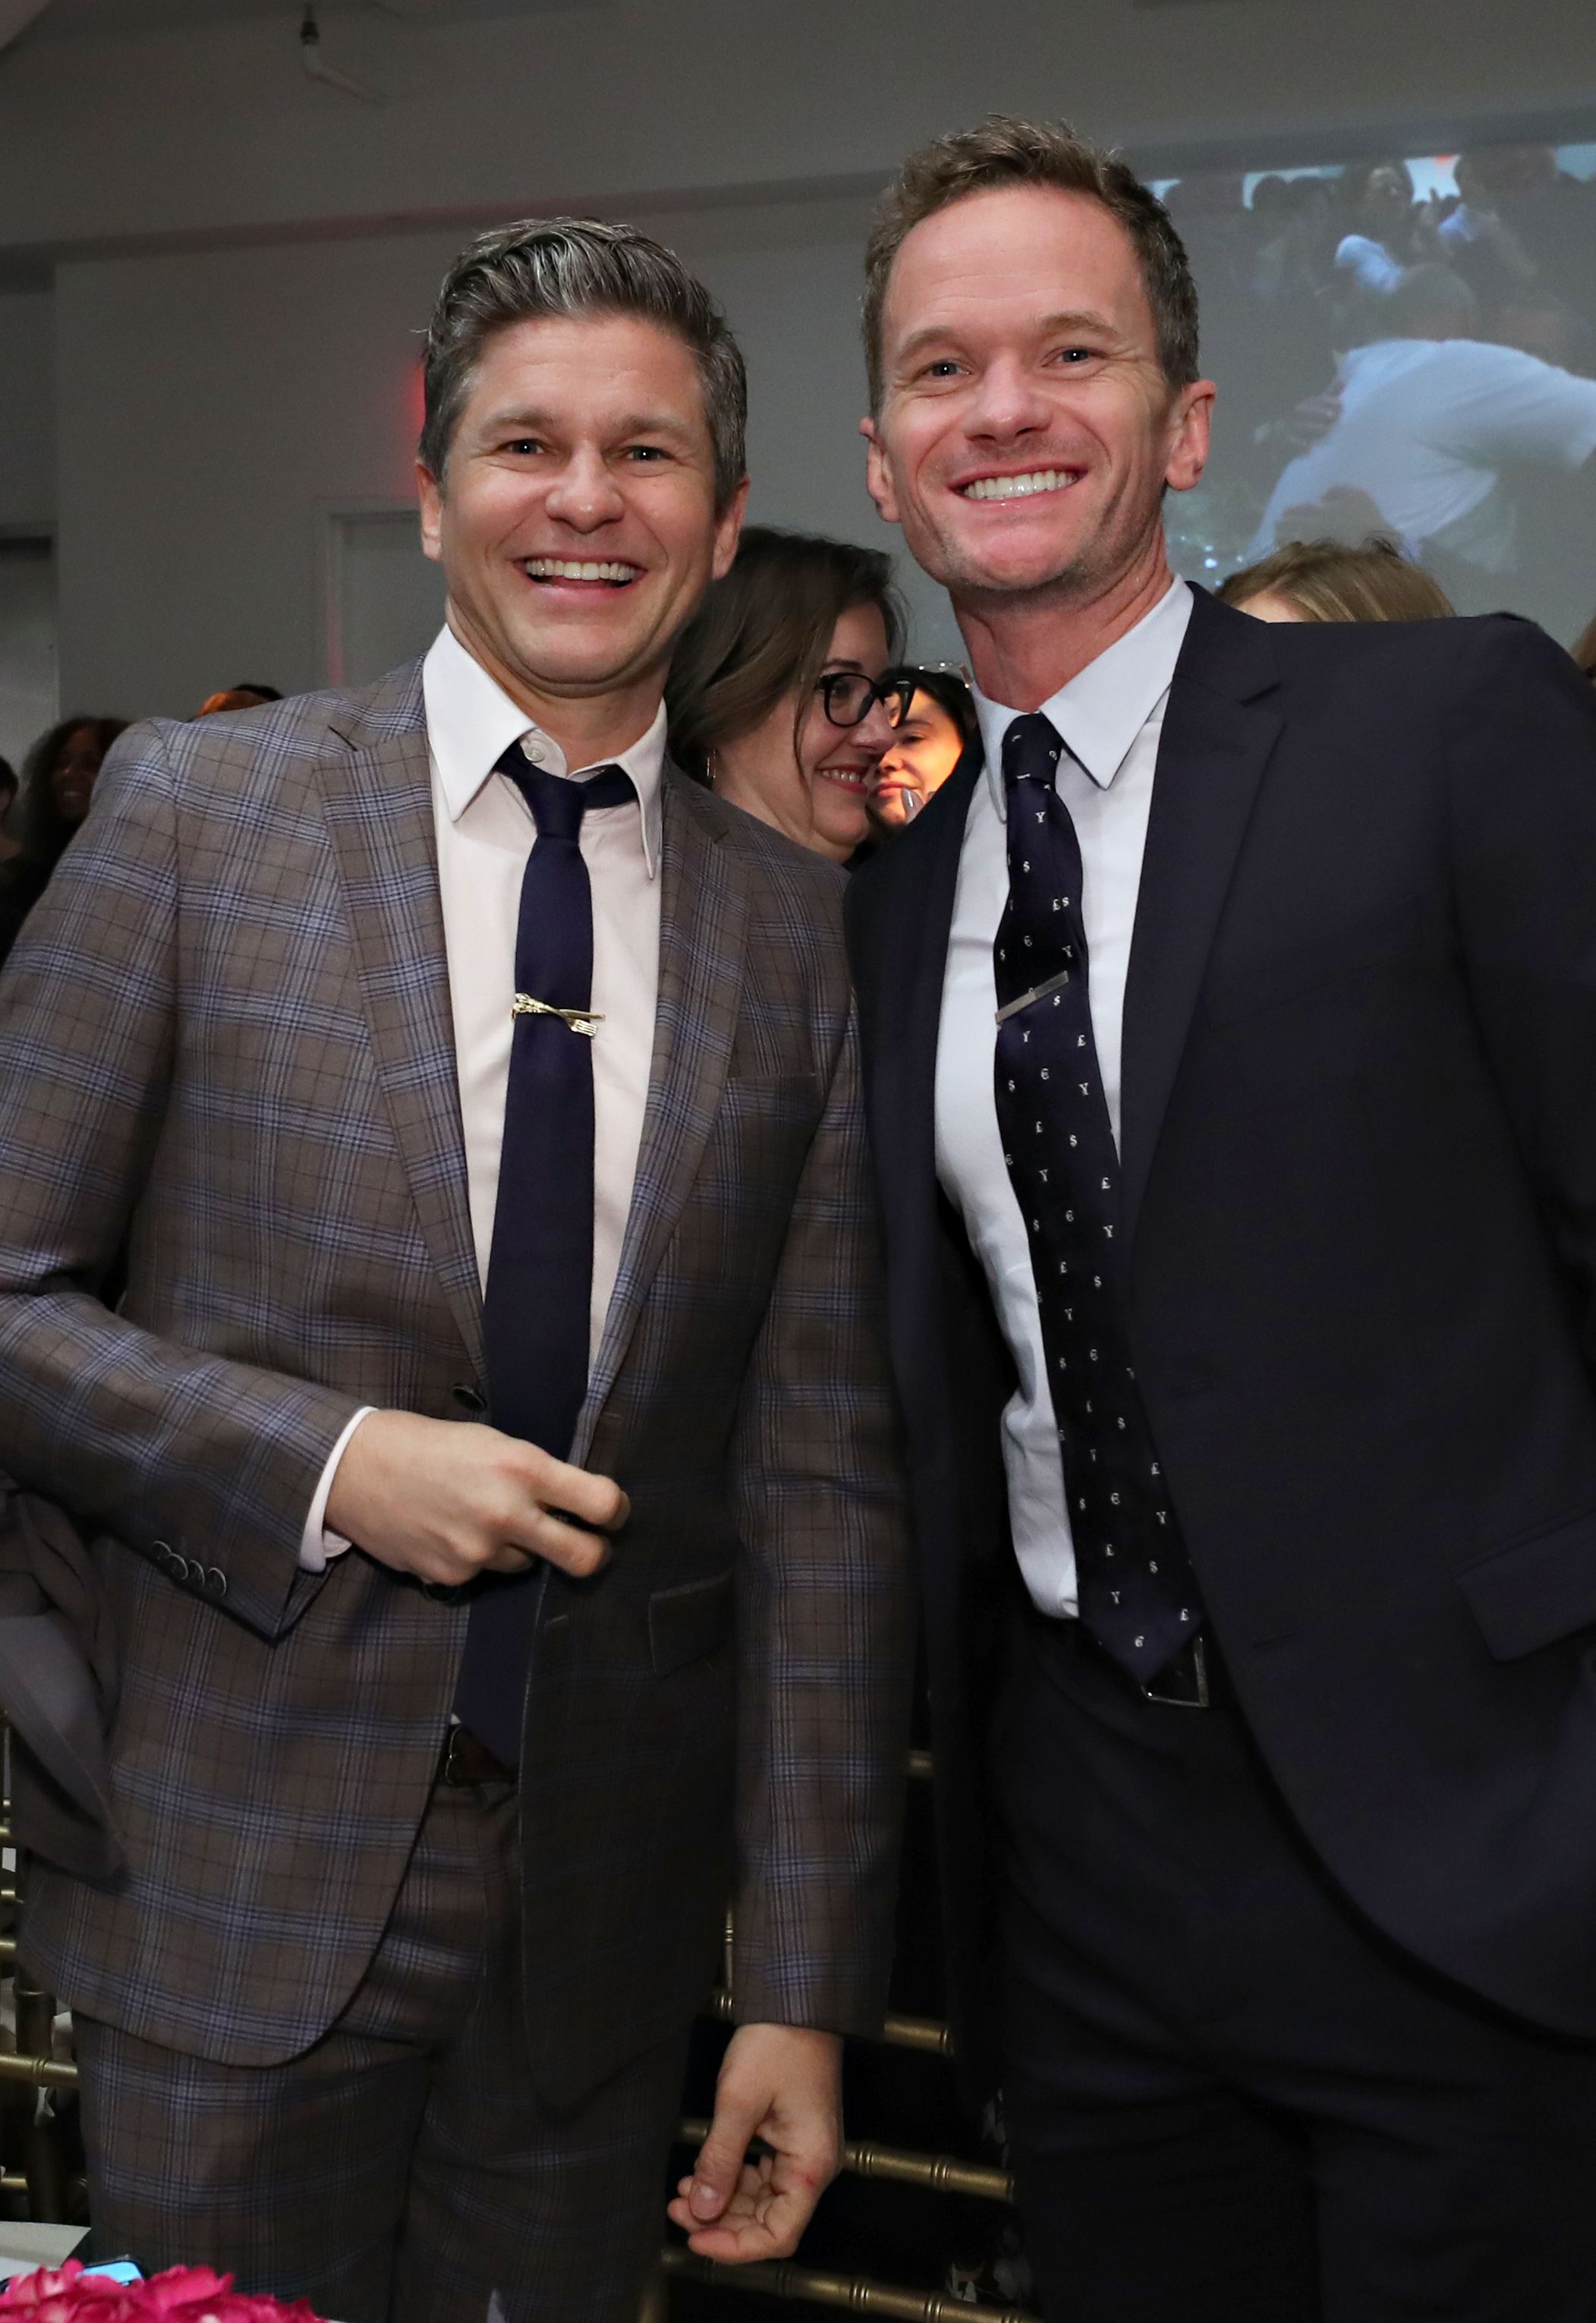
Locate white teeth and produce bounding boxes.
[959,470,1074,502]
[523,559,638,582]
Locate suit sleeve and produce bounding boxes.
[1445,619,1596,1348]
[0,723,362,1639]
[727,991,914,2038]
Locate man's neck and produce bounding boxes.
[954,544,1176,712]
[446,611,663,768]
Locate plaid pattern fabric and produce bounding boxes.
[0,662,912,2098]
[74,1773,688,2323]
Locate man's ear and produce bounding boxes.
[860,417,900,525]
[711,476,751,582]
[1164,380,1217,496]
[417,461,445,563]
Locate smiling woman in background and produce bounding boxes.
[870,662,979,831]
[666,525,905,863]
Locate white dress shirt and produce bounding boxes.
[933,578,1192,1618]
[298,623,665,1568]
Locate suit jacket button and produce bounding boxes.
[451,1384,487,1416]
[206,1567,227,1596]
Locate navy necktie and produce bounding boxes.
[452,741,636,1767]
[992,711,1205,1685]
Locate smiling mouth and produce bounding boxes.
[816,765,872,794]
[958,469,1079,503]
[519,558,642,587]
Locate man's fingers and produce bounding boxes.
[527,1448,630,1533]
[521,1508,612,1578]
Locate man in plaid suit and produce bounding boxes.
[0,220,911,2322]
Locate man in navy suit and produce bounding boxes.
[848,114,1596,2321]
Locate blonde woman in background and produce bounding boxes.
[1220,534,1456,623]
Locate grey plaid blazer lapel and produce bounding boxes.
[571,771,745,1461]
[317,663,486,1379]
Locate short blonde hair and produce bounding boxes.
[1220,537,1454,624]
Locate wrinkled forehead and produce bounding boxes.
[880,184,1154,364]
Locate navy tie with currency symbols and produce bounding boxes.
[453,742,637,1768]
[993,711,1205,1684]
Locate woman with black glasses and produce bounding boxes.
[666,526,905,865]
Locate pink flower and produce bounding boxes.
[0,2263,326,2323]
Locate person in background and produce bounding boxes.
[0,758,18,864]
[666,526,903,864]
[870,664,980,831]
[0,716,127,963]
[1333,159,1421,302]
[194,684,282,718]
[1220,535,1456,622]
[1571,608,1596,678]
[1252,265,1596,587]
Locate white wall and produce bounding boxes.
[0,292,54,530]
[0,0,1588,258]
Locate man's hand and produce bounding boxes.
[326,1408,627,1586]
[668,2024,842,2264]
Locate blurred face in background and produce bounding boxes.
[872,684,968,827]
[713,601,896,863]
[49,724,109,824]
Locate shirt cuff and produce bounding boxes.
[297,1407,378,1573]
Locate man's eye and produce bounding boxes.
[924,360,964,380]
[626,445,667,462]
[504,438,543,455]
[1056,348,1098,364]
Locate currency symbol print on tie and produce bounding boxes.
[992,712,1204,1684]
[453,742,637,1768]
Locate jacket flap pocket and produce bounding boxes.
[1456,1508,1596,1661]
[648,1572,734,1676]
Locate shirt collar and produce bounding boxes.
[421,622,666,878]
[972,575,1193,819]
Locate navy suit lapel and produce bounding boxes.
[1119,592,1283,1247]
[318,666,486,1379]
[571,769,745,1461]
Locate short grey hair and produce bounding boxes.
[420,217,748,509]
[864,115,1200,411]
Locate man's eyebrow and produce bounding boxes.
[477,406,697,441]
[892,309,1119,367]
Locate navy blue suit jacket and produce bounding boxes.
[848,587,1596,2100]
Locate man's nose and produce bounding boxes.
[543,449,625,530]
[966,355,1051,443]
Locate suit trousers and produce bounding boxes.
[993,1603,1596,2323]
[71,1770,688,2323]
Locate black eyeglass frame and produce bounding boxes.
[814,671,916,730]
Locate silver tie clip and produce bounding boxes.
[996,969,1072,1026]
[512,994,603,1039]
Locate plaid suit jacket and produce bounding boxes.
[0,661,911,2101]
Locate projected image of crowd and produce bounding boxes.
[1160,140,1596,638]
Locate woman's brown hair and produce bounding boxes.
[1219,537,1454,624]
[666,527,905,783]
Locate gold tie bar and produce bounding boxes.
[512,994,604,1039]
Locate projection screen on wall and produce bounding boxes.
[1154,135,1596,645]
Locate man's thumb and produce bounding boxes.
[689,2088,762,2220]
